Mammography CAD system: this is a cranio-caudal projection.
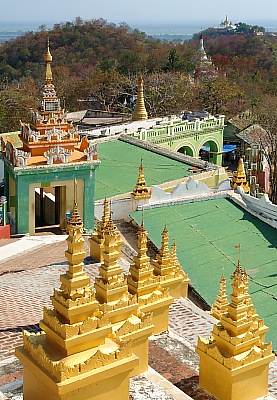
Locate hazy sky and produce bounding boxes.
[1,0,277,26]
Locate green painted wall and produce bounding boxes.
[2,158,99,234]
[128,116,224,166]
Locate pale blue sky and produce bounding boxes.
[1,0,277,26]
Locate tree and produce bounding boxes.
[253,96,277,204]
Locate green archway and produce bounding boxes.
[177,146,194,157]
[199,139,221,165]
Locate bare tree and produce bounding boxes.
[254,96,277,204]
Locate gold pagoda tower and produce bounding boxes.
[127,218,174,334]
[89,199,121,262]
[152,225,190,298]
[196,260,274,400]
[131,159,151,200]
[132,75,148,121]
[20,39,81,157]
[210,271,229,320]
[94,210,154,376]
[230,158,250,193]
[1,41,99,234]
[15,184,138,400]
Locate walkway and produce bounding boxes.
[0,237,276,398]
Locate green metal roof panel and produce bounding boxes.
[95,140,193,200]
[129,197,277,349]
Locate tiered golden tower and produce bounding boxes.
[152,225,190,298]
[89,199,121,262]
[131,159,151,200]
[15,185,138,400]
[94,211,154,376]
[127,219,174,334]
[230,158,250,193]
[132,75,148,121]
[196,260,274,400]
[210,272,229,320]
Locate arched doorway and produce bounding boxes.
[177,146,194,157]
[199,140,221,165]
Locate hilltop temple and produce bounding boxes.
[0,42,99,234]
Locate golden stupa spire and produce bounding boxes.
[230,159,250,193]
[135,211,150,264]
[160,221,170,258]
[99,196,110,232]
[131,159,151,200]
[210,271,229,320]
[44,38,53,85]
[103,200,117,236]
[53,179,95,324]
[132,74,148,121]
[67,179,83,231]
[170,239,182,271]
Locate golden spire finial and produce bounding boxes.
[159,218,170,257]
[104,200,117,236]
[103,197,109,220]
[67,180,83,231]
[44,38,53,84]
[171,239,177,256]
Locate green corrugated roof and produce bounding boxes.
[130,198,277,349]
[95,140,193,200]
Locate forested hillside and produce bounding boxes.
[0,17,277,132]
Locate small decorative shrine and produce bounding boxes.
[89,199,121,262]
[0,41,99,234]
[15,185,138,400]
[131,159,151,201]
[230,158,250,193]
[152,225,190,298]
[127,218,173,334]
[94,210,154,376]
[196,260,274,400]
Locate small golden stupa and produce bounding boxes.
[152,225,190,298]
[210,271,229,320]
[94,209,154,376]
[89,199,121,262]
[230,158,250,193]
[131,159,151,200]
[15,181,138,400]
[132,75,148,121]
[196,259,274,400]
[127,218,174,334]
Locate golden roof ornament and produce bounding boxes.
[44,38,53,84]
[131,159,151,200]
[132,74,148,121]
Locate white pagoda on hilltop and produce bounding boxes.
[214,15,237,30]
